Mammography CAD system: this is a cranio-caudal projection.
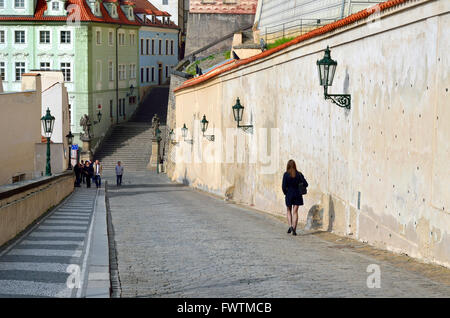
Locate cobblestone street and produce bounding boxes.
[105,171,450,298]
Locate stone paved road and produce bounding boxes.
[0,188,97,298]
[105,171,450,298]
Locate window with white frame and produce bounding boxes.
[171,40,174,55]
[151,39,155,55]
[40,62,51,70]
[14,0,25,8]
[52,1,59,10]
[165,39,168,55]
[0,62,6,81]
[96,30,101,45]
[145,67,149,82]
[118,32,125,46]
[14,30,25,44]
[15,62,25,81]
[140,67,144,83]
[129,64,136,79]
[39,30,50,44]
[109,31,113,46]
[162,0,168,5]
[146,39,149,55]
[108,61,114,81]
[60,30,71,44]
[151,67,155,82]
[0,30,5,44]
[61,62,71,82]
[118,64,126,80]
[0,0,4,9]
[129,33,135,46]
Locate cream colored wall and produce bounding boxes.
[171,0,450,267]
[35,143,67,175]
[0,75,42,185]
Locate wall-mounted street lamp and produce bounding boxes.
[232,98,253,131]
[94,110,102,124]
[169,129,179,145]
[41,108,55,176]
[126,84,135,97]
[66,131,74,170]
[317,46,351,109]
[200,115,215,141]
[181,123,193,144]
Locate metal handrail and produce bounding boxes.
[263,18,338,42]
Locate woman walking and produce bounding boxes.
[282,159,308,236]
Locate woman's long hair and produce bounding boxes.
[286,159,298,178]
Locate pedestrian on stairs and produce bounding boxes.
[93,160,103,188]
[84,161,92,188]
[81,160,86,184]
[116,161,124,186]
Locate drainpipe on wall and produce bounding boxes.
[340,0,347,19]
[116,24,122,125]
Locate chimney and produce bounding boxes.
[21,73,42,92]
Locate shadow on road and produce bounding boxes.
[107,189,188,198]
[116,183,186,189]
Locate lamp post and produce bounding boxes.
[200,115,215,141]
[316,46,351,109]
[94,110,102,124]
[155,127,161,174]
[232,98,253,131]
[66,131,74,170]
[41,108,55,176]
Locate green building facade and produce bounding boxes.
[0,0,141,150]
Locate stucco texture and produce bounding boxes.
[170,0,450,267]
[185,13,255,56]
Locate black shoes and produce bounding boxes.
[287,227,293,234]
[292,229,297,236]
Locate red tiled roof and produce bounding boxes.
[137,15,179,29]
[41,135,54,143]
[175,0,410,92]
[189,0,257,15]
[131,0,170,17]
[0,0,141,25]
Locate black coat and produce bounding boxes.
[282,171,308,206]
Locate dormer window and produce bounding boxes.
[95,3,100,15]
[52,2,59,10]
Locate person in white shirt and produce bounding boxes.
[93,160,103,188]
[115,161,124,186]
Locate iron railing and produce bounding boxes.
[264,18,338,43]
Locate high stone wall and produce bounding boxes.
[170,0,450,267]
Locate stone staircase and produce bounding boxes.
[94,87,169,171]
